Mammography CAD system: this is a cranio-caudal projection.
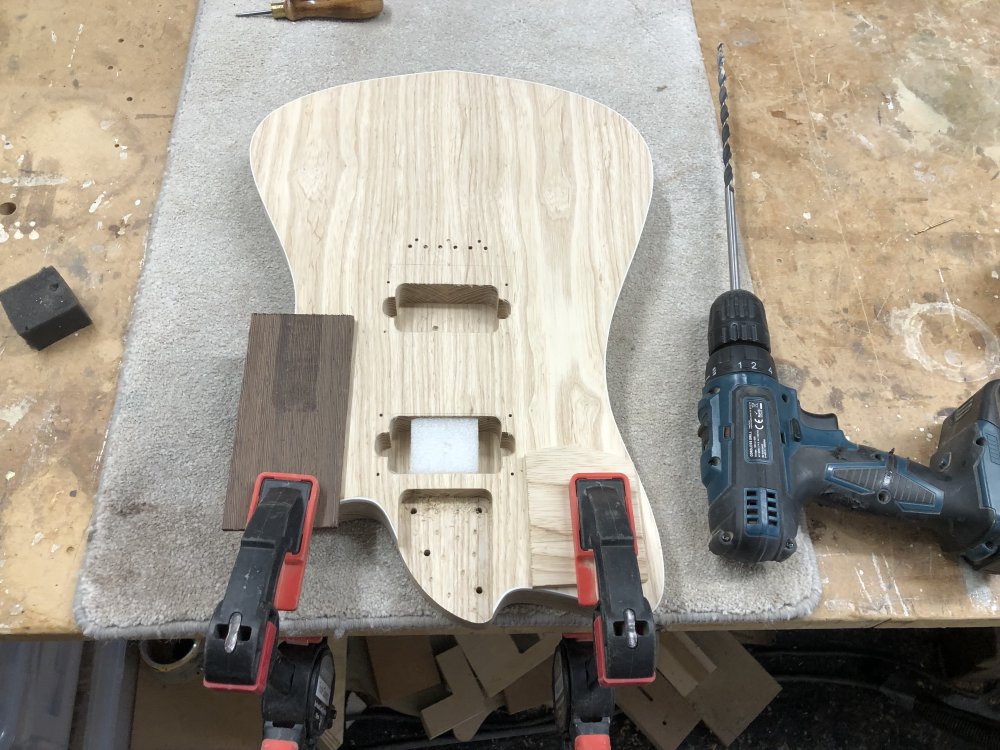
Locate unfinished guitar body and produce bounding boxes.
[250,71,663,623]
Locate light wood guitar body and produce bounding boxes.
[250,71,664,623]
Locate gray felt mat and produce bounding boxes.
[75,0,821,638]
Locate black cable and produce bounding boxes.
[770,673,1000,748]
[774,674,904,692]
[345,722,558,750]
[346,708,555,731]
[345,712,423,724]
[752,647,982,697]
[915,697,1000,750]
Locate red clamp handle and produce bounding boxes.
[576,736,612,750]
[262,741,299,750]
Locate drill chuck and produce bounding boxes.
[705,290,776,382]
[708,289,771,354]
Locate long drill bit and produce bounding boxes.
[717,43,741,291]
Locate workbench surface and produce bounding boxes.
[2,0,998,634]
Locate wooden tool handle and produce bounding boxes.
[277,0,383,20]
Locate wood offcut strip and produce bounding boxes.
[223,313,354,529]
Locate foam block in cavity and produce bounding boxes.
[410,418,479,474]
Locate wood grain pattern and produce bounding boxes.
[249,71,664,623]
[223,314,354,528]
[279,0,382,21]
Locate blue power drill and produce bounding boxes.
[697,46,1000,572]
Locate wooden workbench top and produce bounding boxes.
[0,1,198,635]
[693,0,1000,626]
[2,0,997,634]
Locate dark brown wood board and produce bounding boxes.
[223,313,354,529]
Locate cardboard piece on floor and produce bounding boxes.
[503,655,555,714]
[731,630,777,647]
[657,632,716,697]
[455,634,561,696]
[680,631,780,744]
[318,637,350,750]
[452,695,504,742]
[620,630,780,749]
[345,637,380,701]
[367,635,441,703]
[616,678,701,750]
[420,646,496,739]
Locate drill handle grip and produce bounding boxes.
[793,445,945,518]
[796,397,1000,564]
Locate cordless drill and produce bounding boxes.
[697,46,1000,572]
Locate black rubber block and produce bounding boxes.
[0,266,92,350]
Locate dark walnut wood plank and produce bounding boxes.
[223,313,354,529]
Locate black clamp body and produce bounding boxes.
[204,479,311,691]
[262,641,336,750]
[202,475,334,750]
[571,475,656,686]
[554,638,617,750]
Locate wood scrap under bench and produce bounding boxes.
[347,630,778,748]
[618,630,781,749]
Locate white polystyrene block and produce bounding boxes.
[409,417,479,474]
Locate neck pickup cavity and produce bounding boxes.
[383,284,511,333]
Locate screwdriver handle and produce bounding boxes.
[272,0,383,20]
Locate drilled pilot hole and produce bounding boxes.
[0,202,15,216]
[383,283,510,333]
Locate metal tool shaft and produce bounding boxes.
[235,9,272,15]
[716,44,741,292]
